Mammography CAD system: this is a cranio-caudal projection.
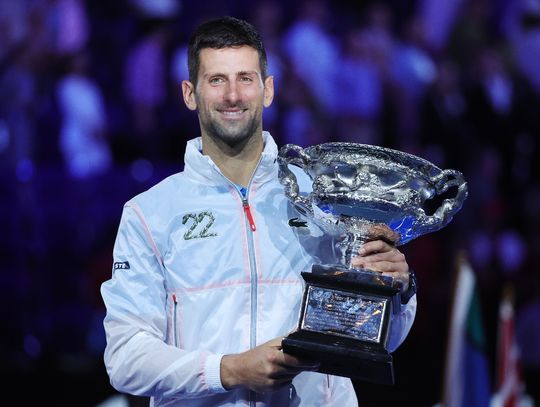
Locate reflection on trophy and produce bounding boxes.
[278,142,468,385]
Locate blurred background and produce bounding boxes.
[1,0,540,405]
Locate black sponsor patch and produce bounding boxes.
[288,217,308,228]
[113,261,130,271]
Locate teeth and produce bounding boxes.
[222,111,243,116]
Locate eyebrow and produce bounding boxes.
[204,70,261,79]
[237,70,259,77]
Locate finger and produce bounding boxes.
[358,240,392,256]
[279,352,319,370]
[272,363,320,378]
[350,256,379,270]
[362,260,408,275]
[271,364,318,379]
[360,261,390,273]
[269,365,319,381]
[266,337,285,350]
[360,249,405,264]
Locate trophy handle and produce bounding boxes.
[278,144,314,216]
[416,169,468,234]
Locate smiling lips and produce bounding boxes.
[218,106,248,119]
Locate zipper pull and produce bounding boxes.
[242,198,256,232]
[172,293,177,304]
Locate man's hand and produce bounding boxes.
[350,239,410,292]
[220,337,319,393]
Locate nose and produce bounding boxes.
[224,81,239,104]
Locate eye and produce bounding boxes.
[239,75,254,83]
[209,76,224,85]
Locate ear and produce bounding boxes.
[182,80,197,111]
[263,75,274,108]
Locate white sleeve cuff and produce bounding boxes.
[204,353,227,393]
[387,294,417,352]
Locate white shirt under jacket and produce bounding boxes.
[101,131,417,406]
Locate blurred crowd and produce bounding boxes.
[1,0,540,405]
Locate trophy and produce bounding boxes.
[278,142,468,385]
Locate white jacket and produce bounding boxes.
[101,132,416,406]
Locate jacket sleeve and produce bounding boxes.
[100,203,227,399]
[387,294,417,352]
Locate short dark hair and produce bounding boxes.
[187,16,267,86]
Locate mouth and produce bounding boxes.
[217,107,248,119]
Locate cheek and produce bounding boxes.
[250,87,266,100]
[239,83,264,98]
[196,97,218,116]
[196,87,220,104]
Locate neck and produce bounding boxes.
[201,133,264,186]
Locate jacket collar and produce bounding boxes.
[183,131,278,187]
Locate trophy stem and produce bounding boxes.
[338,234,369,269]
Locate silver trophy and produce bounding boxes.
[278,142,468,384]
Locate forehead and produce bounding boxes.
[198,46,261,77]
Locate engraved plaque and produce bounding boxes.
[301,286,386,343]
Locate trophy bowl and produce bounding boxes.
[278,142,468,384]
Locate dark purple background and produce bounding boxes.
[1,0,539,405]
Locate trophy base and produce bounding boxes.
[282,331,394,385]
[283,264,401,385]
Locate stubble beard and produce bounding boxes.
[198,100,262,148]
[202,114,260,148]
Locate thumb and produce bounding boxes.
[265,337,285,350]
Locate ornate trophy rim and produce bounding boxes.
[304,142,442,174]
[278,142,468,248]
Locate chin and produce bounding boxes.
[209,123,259,146]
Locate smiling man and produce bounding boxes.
[100,16,416,407]
[184,46,272,143]
[182,43,273,187]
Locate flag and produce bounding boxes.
[442,253,492,407]
[490,285,532,407]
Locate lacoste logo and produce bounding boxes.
[288,217,308,228]
[113,261,130,271]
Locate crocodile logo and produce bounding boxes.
[288,217,308,228]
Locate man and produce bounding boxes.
[101,16,416,406]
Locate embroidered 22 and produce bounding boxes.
[182,211,218,240]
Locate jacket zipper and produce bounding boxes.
[215,155,262,407]
[242,198,256,231]
[232,163,262,407]
[239,187,258,407]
